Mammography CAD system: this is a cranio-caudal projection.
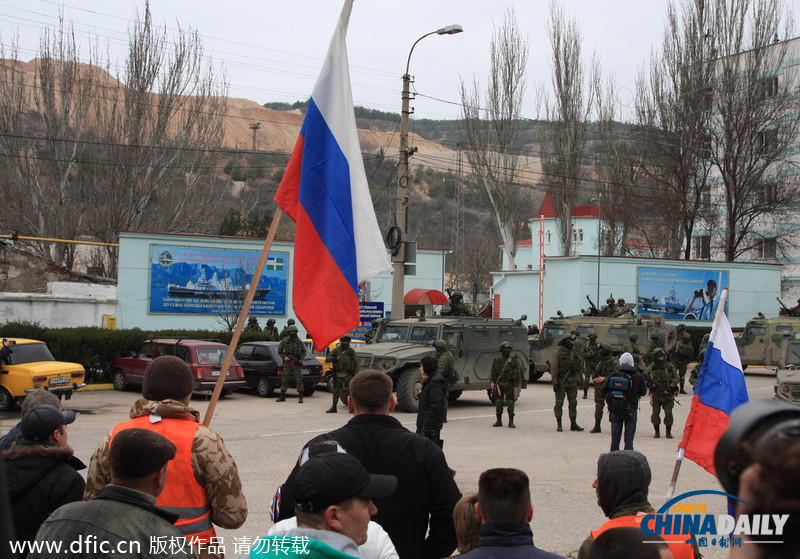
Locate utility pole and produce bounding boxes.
[391,24,463,318]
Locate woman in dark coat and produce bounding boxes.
[417,355,446,446]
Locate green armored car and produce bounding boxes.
[735,315,800,369]
[355,315,529,412]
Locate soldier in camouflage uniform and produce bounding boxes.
[277,325,306,403]
[434,340,456,423]
[364,320,380,343]
[581,333,599,399]
[325,336,358,413]
[244,317,261,332]
[689,333,710,388]
[645,348,679,438]
[600,297,616,317]
[84,356,248,559]
[643,331,661,366]
[590,343,618,434]
[447,291,474,317]
[490,341,523,428]
[623,333,642,369]
[279,318,297,340]
[263,318,280,341]
[671,333,695,394]
[552,335,584,432]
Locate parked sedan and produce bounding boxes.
[235,341,323,398]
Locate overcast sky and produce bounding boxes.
[3,1,799,121]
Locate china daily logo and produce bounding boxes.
[641,491,788,549]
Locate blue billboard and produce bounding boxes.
[637,267,728,320]
[149,245,288,316]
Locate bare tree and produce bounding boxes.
[704,0,800,260]
[635,0,717,260]
[459,7,531,270]
[0,19,98,267]
[540,2,593,256]
[83,3,228,275]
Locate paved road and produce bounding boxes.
[1,371,778,558]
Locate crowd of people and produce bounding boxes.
[1,337,799,559]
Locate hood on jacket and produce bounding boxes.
[129,398,200,422]
[596,450,651,517]
[4,442,86,500]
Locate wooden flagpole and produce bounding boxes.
[203,208,283,427]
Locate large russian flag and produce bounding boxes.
[275,0,392,352]
[678,288,749,475]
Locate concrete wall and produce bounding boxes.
[0,282,117,327]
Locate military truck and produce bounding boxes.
[529,312,677,382]
[773,335,800,404]
[354,315,529,413]
[735,315,800,369]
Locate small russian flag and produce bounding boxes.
[275,0,391,352]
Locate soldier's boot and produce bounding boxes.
[493,414,503,427]
[326,393,337,413]
[276,393,286,402]
[654,426,661,438]
[679,381,687,394]
[582,387,588,399]
[556,418,563,432]
[666,425,673,439]
[570,419,584,432]
[508,413,515,429]
[590,419,602,433]
[298,395,303,404]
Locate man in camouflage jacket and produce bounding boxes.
[262,318,280,341]
[490,342,523,428]
[590,343,618,434]
[581,334,599,399]
[434,340,456,423]
[325,336,358,413]
[552,335,584,432]
[645,348,679,439]
[277,325,306,403]
[670,333,695,394]
[85,356,247,559]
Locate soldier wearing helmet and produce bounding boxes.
[263,318,279,341]
[364,320,380,344]
[623,333,642,368]
[590,343,618,434]
[645,347,679,439]
[434,340,456,423]
[671,332,696,394]
[644,330,662,367]
[600,297,616,317]
[489,342,523,428]
[581,334,599,400]
[279,319,297,340]
[446,291,474,317]
[244,317,262,332]
[276,324,306,403]
[552,335,584,432]
[325,336,358,413]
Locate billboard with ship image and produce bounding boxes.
[149,244,287,315]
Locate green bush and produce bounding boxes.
[0,323,277,384]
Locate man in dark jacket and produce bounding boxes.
[605,352,648,452]
[417,356,445,445]
[275,370,461,559]
[459,468,563,559]
[30,428,194,559]
[4,404,86,553]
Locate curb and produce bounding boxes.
[82,384,114,391]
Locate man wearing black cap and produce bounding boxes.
[85,355,247,559]
[3,404,85,549]
[30,428,194,559]
[246,453,396,558]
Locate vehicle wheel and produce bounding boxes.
[0,387,14,412]
[112,369,127,392]
[256,376,274,398]
[396,366,422,413]
[660,324,678,351]
[304,385,316,397]
[447,390,462,403]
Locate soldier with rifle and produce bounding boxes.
[434,340,456,423]
[644,348,679,439]
[552,335,584,432]
[585,295,600,317]
[276,325,306,403]
[325,336,358,413]
[581,334,599,399]
[263,318,280,341]
[600,296,616,317]
[489,342,523,428]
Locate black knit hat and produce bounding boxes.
[110,428,177,479]
[142,355,194,401]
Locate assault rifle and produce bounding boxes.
[643,372,680,405]
[778,297,791,316]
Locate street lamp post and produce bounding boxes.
[391,24,462,319]
[591,197,601,304]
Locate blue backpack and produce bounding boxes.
[607,372,632,416]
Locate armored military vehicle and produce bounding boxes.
[355,315,529,412]
[773,335,800,404]
[735,315,800,369]
[529,312,677,381]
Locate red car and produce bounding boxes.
[111,339,246,393]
